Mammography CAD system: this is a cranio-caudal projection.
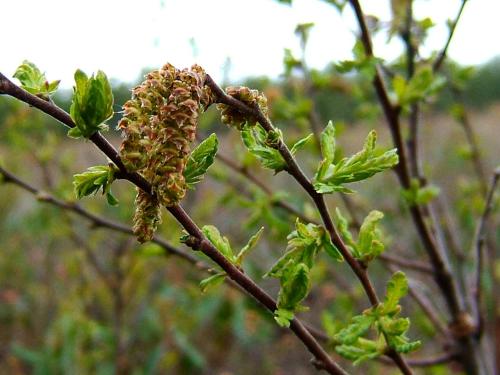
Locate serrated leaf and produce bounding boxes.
[184,133,218,188]
[202,225,234,261]
[73,164,118,206]
[382,272,408,315]
[277,263,310,311]
[314,129,398,194]
[199,272,226,293]
[290,133,313,155]
[321,121,336,163]
[235,227,264,266]
[274,308,294,328]
[241,124,287,172]
[69,69,114,139]
[357,210,384,261]
[334,315,376,345]
[13,60,59,99]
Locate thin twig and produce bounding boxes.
[471,168,499,336]
[432,0,468,72]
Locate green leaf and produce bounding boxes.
[235,227,264,266]
[393,67,446,106]
[274,308,295,328]
[357,210,384,261]
[13,60,60,99]
[73,164,118,206]
[199,273,226,293]
[382,271,408,315]
[184,134,218,188]
[314,129,398,194]
[69,69,114,139]
[290,133,313,155]
[402,179,440,206]
[241,124,287,173]
[320,121,336,164]
[265,219,329,278]
[202,225,234,261]
[277,262,310,311]
[334,314,376,345]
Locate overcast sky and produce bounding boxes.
[2,0,499,87]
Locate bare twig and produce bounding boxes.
[471,168,499,335]
[432,0,468,72]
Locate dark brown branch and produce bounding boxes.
[205,74,414,375]
[346,2,487,373]
[348,0,463,319]
[0,72,347,375]
[432,0,468,72]
[471,168,499,336]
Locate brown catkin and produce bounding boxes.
[118,63,213,242]
[216,86,268,130]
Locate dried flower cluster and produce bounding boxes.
[217,86,268,130]
[118,63,213,242]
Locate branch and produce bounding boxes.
[205,75,414,374]
[346,2,487,373]
[471,168,500,335]
[432,0,468,72]
[0,72,347,375]
[347,0,463,320]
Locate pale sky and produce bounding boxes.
[1,0,499,87]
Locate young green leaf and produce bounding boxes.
[184,134,218,189]
[357,210,384,261]
[13,60,60,99]
[265,219,340,279]
[202,225,234,261]
[274,308,295,328]
[290,133,313,155]
[199,272,226,293]
[402,178,440,206]
[277,262,310,312]
[333,314,376,346]
[235,227,264,266]
[314,128,399,194]
[73,164,118,206]
[381,271,408,315]
[241,124,287,173]
[69,69,114,139]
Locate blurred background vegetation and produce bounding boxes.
[0,39,499,374]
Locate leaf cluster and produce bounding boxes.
[335,209,386,262]
[13,60,60,100]
[314,121,399,194]
[68,70,114,139]
[184,134,218,189]
[333,272,421,364]
[266,219,342,327]
[73,164,119,206]
[197,226,264,293]
[241,124,312,173]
